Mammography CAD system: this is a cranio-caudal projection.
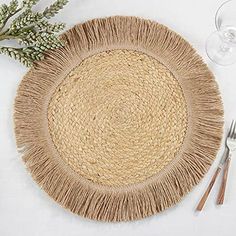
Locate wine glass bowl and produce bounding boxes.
[206,0,236,65]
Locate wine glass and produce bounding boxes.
[206,0,236,66]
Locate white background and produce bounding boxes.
[0,0,236,235]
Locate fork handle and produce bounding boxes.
[217,157,231,205]
[196,167,221,211]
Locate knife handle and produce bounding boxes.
[217,157,231,205]
[196,167,221,211]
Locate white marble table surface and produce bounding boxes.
[1,0,236,235]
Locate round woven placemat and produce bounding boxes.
[14,16,223,222]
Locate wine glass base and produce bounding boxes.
[206,31,236,66]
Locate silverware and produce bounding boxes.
[217,120,236,204]
[196,120,236,211]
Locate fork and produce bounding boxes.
[196,120,236,211]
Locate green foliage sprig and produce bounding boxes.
[0,0,68,67]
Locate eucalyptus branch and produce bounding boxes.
[0,0,68,67]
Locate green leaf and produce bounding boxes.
[0,4,9,16]
[43,0,68,19]
[35,20,50,30]
[36,20,65,32]
[0,46,33,67]
[22,0,40,8]
[22,47,44,61]
[18,30,37,46]
[9,0,19,14]
[10,10,43,32]
[0,4,10,26]
[47,22,65,32]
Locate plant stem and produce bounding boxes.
[0,34,19,41]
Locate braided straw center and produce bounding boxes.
[48,50,188,187]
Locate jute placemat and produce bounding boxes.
[14,16,224,221]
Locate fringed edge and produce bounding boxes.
[14,16,224,222]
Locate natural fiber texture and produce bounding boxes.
[14,16,224,221]
[48,49,188,187]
